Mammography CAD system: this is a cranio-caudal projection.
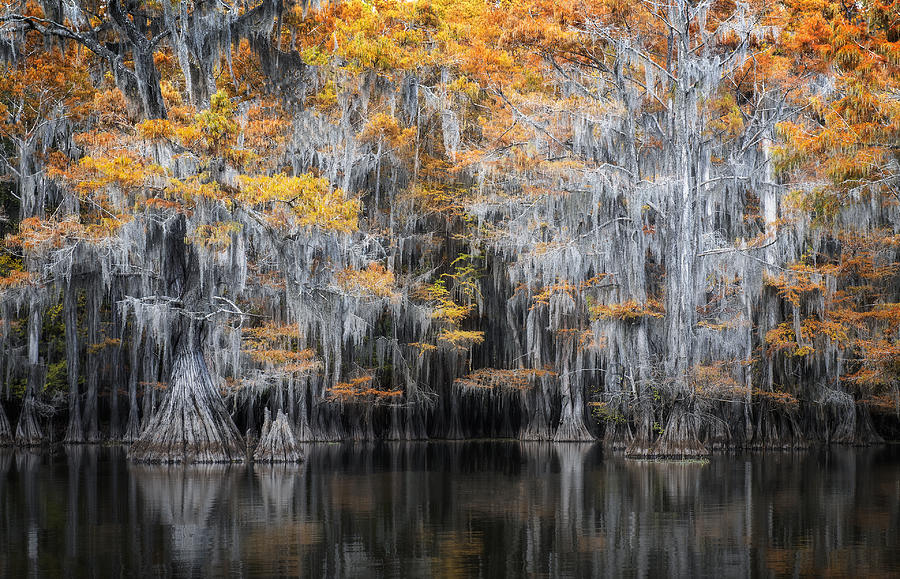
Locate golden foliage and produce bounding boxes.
[326,375,403,401]
[336,263,397,298]
[590,299,665,321]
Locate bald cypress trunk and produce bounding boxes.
[123,327,142,442]
[83,287,101,442]
[254,408,302,463]
[0,401,12,445]
[64,283,84,443]
[129,334,244,463]
[16,303,43,446]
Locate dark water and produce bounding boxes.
[1,443,898,578]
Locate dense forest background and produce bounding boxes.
[0,0,897,461]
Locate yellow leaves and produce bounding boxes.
[71,155,158,196]
[414,279,473,324]
[359,113,417,152]
[437,328,485,349]
[188,222,243,251]
[242,322,321,373]
[236,173,360,232]
[193,90,238,155]
[307,80,338,113]
[707,93,745,140]
[407,341,438,353]
[336,263,397,298]
[589,299,665,321]
[135,119,174,141]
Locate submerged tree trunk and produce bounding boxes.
[16,303,43,446]
[253,408,302,463]
[129,340,244,463]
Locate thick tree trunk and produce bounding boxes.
[254,408,302,463]
[16,303,43,446]
[123,327,142,442]
[64,284,84,443]
[520,375,553,440]
[554,354,593,441]
[650,402,709,458]
[84,288,101,442]
[0,400,12,445]
[107,0,167,120]
[129,340,244,463]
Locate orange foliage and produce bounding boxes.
[455,367,556,391]
[336,263,397,298]
[326,375,403,402]
[590,299,665,322]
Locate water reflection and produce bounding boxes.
[0,443,898,577]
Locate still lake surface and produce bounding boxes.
[0,442,898,577]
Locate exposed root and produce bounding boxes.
[254,408,303,463]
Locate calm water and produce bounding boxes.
[0,442,898,578]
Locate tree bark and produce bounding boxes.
[128,336,245,463]
[254,408,302,463]
[15,303,43,446]
[64,283,84,443]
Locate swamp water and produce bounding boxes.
[1,442,898,577]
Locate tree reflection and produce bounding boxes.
[0,445,898,576]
